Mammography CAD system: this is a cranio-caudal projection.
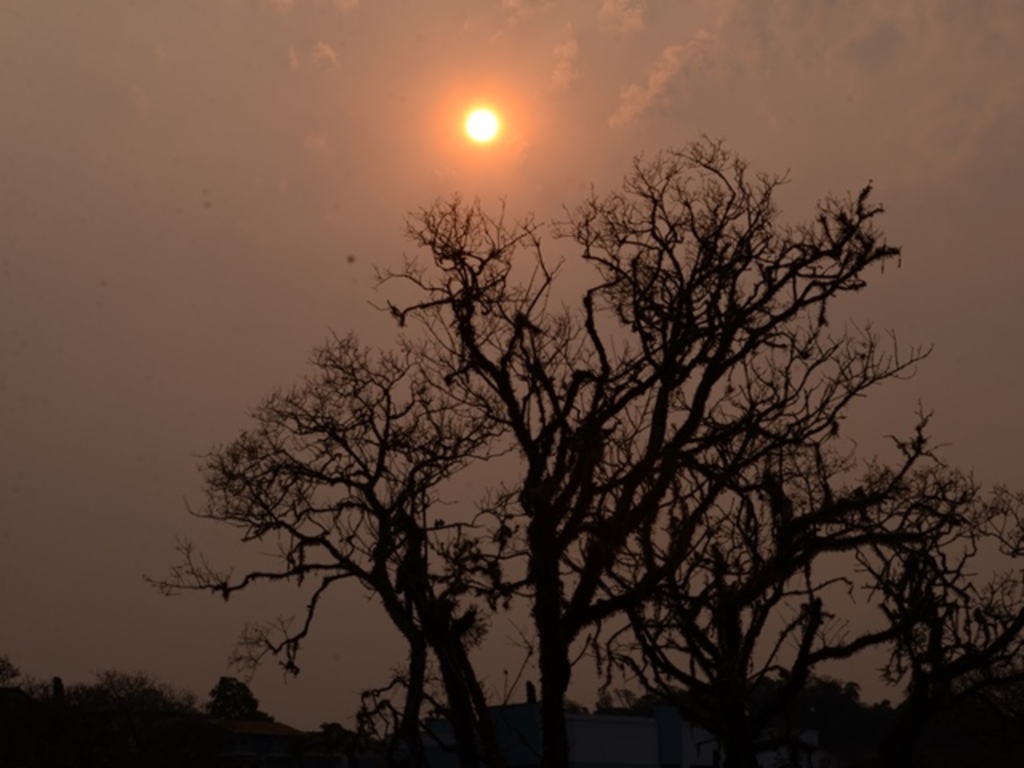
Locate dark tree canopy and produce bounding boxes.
[386,139,924,768]
[155,138,1024,768]
[0,653,19,686]
[206,676,272,721]
[858,481,1024,767]
[34,671,207,767]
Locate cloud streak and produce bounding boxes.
[502,0,553,24]
[309,41,340,71]
[608,44,686,127]
[288,41,341,73]
[266,0,358,13]
[599,0,644,35]
[551,25,579,91]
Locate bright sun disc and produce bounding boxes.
[465,108,500,143]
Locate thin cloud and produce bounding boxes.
[502,0,553,23]
[309,41,340,71]
[289,41,341,73]
[551,25,579,91]
[608,44,686,127]
[703,0,1024,180]
[303,134,328,151]
[266,0,358,13]
[266,0,296,13]
[599,0,645,35]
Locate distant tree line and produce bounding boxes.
[0,655,355,767]
[152,138,1024,768]
[5,652,1024,767]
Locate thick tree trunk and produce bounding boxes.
[436,649,484,768]
[393,635,429,768]
[717,708,760,768]
[528,504,572,768]
[449,636,505,768]
[431,625,505,768]
[720,743,759,768]
[538,634,572,768]
[712,596,760,768]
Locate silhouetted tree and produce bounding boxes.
[311,720,359,755]
[57,670,210,767]
[606,424,990,768]
[0,653,20,686]
[782,676,896,765]
[857,482,1024,767]
[160,138,935,768]
[928,675,1024,766]
[154,337,504,768]
[390,139,925,768]
[206,675,271,721]
[2,669,225,768]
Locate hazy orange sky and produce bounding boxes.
[1,0,1022,728]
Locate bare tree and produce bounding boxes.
[387,138,922,768]
[152,336,505,768]
[606,422,983,768]
[162,138,929,768]
[859,481,1024,768]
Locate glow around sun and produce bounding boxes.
[465,107,500,143]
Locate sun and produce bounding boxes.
[465,107,500,144]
